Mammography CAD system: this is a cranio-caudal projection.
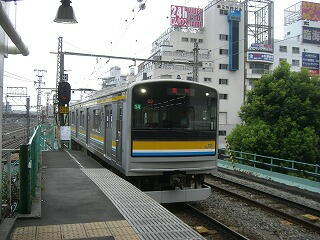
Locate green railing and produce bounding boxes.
[219,149,320,181]
[19,126,42,214]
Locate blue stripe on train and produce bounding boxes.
[132,152,215,157]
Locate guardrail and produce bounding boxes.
[219,149,320,181]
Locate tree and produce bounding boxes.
[227,62,320,164]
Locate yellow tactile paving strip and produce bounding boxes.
[11,220,140,240]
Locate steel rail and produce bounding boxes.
[205,177,320,234]
[183,203,251,240]
[209,175,320,214]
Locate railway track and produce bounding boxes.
[205,175,320,234]
[164,203,250,240]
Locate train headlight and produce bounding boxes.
[140,88,147,94]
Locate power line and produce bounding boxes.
[4,71,34,82]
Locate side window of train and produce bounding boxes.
[93,109,102,132]
[106,110,109,128]
[80,111,84,127]
[110,110,113,128]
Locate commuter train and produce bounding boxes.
[70,79,218,203]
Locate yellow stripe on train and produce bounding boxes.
[90,133,104,142]
[132,141,215,150]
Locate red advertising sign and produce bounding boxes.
[171,5,203,28]
[309,69,320,76]
[301,1,320,22]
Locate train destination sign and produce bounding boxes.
[171,5,203,28]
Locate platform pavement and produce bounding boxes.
[10,150,139,240]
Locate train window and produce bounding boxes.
[93,109,102,132]
[106,110,109,128]
[80,111,85,127]
[110,110,113,128]
[132,82,218,131]
[71,112,75,124]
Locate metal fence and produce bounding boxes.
[1,149,20,220]
[18,125,43,214]
[219,149,320,181]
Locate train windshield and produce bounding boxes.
[132,82,217,138]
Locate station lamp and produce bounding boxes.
[54,0,78,24]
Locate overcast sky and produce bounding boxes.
[3,0,313,107]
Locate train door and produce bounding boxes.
[115,103,123,165]
[104,105,112,159]
[76,110,78,138]
[86,108,90,144]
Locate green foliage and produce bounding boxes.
[228,62,320,164]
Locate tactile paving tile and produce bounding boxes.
[11,233,35,240]
[82,168,205,240]
[61,230,86,240]
[13,226,37,235]
[83,222,108,230]
[36,232,62,240]
[37,225,61,233]
[85,228,111,238]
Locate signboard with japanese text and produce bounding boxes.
[171,5,203,28]
[302,26,320,45]
[302,52,319,69]
[60,126,71,141]
[249,43,273,52]
[247,52,274,63]
[301,1,320,22]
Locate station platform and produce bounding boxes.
[10,150,204,240]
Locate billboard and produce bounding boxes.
[302,52,319,69]
[247,52,274,63]
[302,26,320,45]
[301,1,320,22]
[171,5,203,28]
[249,43,273,52]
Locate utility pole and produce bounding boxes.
[55,37,64,123]
[34,69,47,124]
[193,42,199,82]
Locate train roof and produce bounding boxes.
[70,79,215,106]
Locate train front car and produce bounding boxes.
[128,80,218,203]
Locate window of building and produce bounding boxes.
[187,76,193,81]
[219,34,228,41]
[292,59,300,67]
[219,93,228,100]
[219,112,227,125]
[190,38,197,43]
[219,78,228,85]
[249,63,270,70]
[219,9,228,15]
[80,111,85,127]
[198,39,203,43]
[218,130,227,136]
[93,109,102,132]
[279,45,287,52]
[204,77,212,82]
[292,47,300,54]
[279,58,287,63]
[219,64,228,69]
[182,37,189,42]
[219,49,228,55]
